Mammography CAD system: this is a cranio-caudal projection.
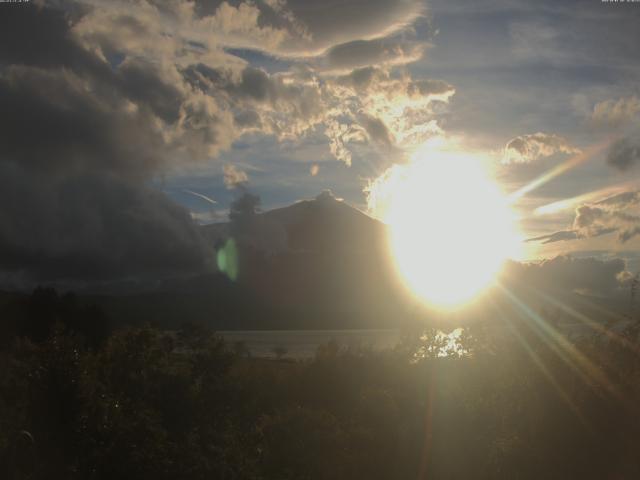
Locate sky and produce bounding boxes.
[1,0,640,292]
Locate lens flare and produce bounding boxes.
[217,238,239,281]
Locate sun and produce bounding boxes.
[370,142,520,309]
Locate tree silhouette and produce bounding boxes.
[229,191,261,233]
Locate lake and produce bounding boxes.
[218,329,402,359]
[218,321,637,359]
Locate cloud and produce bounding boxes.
[502,132,580,164]
[183,189,217,205]
[223,164,249,189]
[0,65,161,176]
[0,67,215,283]
[0,165,213,283]
[269,0,425,57]
[527,190,640,245]
[201,1,291,49]
[619,226,640,243]
[591,95,640,127]
[595,190,640,208]
[606,135,640,172]
[73,0,444,164]
[324,37,426,70]
[525,230,578,244]
[359,114,394,146]
[0,3,224,283]
[0,0,444,284]
[191,0,425,58]
[330,67,454,153]
[208,63,453,165]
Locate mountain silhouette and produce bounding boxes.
[5,192,624,331]
[201,191,412,329]
[204,190,387,255]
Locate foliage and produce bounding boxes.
[1,290,640,479]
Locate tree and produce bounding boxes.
[229,191,261,228]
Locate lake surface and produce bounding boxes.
[218,329,402,359]
[218,320,638,359]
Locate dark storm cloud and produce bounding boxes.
[0,4,233,171]
[0,65,162,177]
[116,59,185,124]
[0,166,213,282]
[0,3,214,284]
[0,2,96,71]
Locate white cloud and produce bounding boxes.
[68,1,446,167]
[223,164,249,189]
[502,132,580,164]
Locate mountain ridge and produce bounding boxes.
[202,190,387,256]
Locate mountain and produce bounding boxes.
[203,190,387,255]
[199,190,633,330]
[5,191,627,332]
[201,191,414,329]
[0,192,416,332]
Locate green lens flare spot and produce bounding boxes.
[217,238,239,281]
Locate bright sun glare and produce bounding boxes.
[371,142,520,309]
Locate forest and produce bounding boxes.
[1,288,639,479]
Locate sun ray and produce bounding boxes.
[534,180,639,216]
[532,288,640,355]
[508,137,615,204]
[497,283,627,405]
[491,297,589,425]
